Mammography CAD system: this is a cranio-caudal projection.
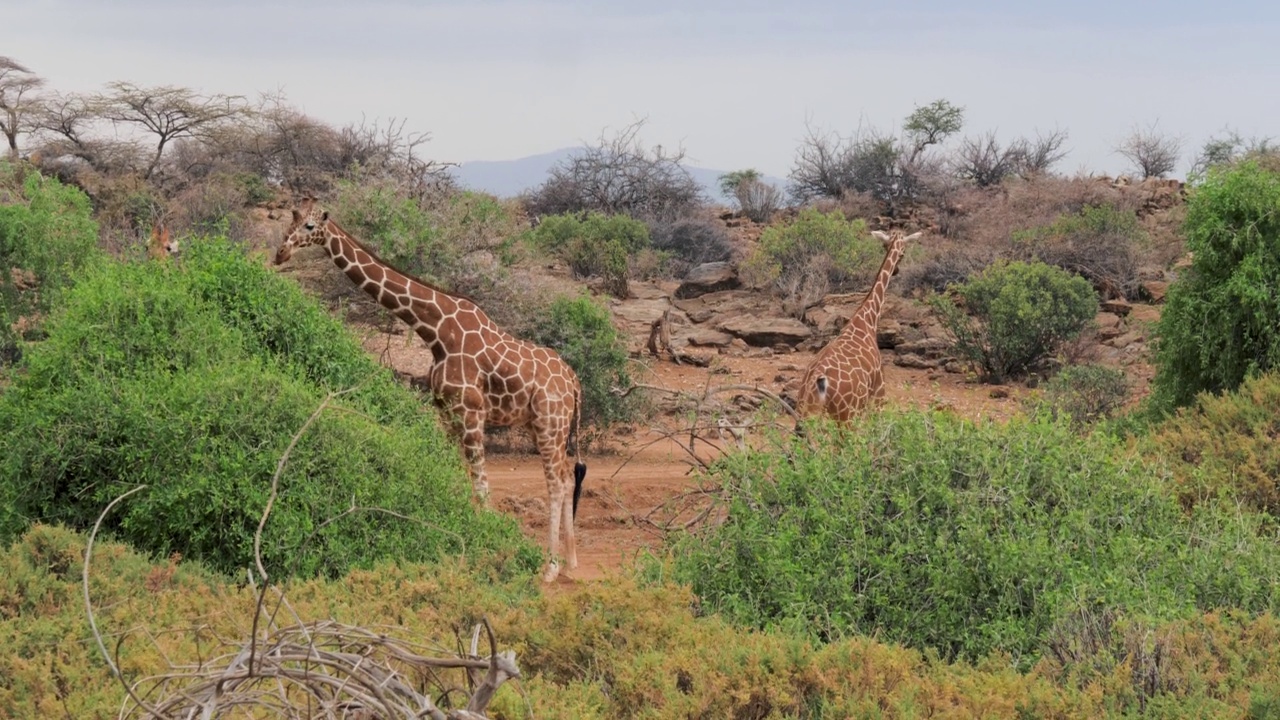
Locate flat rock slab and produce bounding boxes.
[716,315,812,347]
[675,262,741,299]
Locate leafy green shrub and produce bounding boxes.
[328,176,458,285]
[0,240,538,578]
[670,410,1280,664]
[521,294,638,439]
[0,167,101,357]
[1150,161,1280,413]
[739,208,879,317]
[931,260,1098,382]
[1012,204,1144,298]
[1143,372,1280,516]
[529,212,650,297]
[1034,363,1131,427]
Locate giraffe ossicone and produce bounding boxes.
[796,228,922,422]
[275,199,586,582]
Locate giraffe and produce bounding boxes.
[274,199,587,582]
[796,229,921,422]
[147,221,179,260]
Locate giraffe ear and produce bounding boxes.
[871,230,889,242]
[291,209,302,222]
[904,232,923,242]
[321,210,330,222]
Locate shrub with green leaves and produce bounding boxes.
[1012,203,1144,298]
[1150,161,1280,413]
[528,212,650,297]
[328,176,458,285]
[671,410,1280,664]
[0,238,538,578]
[931,260,1098,382]
[0,166,101,358]
[520,294,638,439]
[1033,363,1131,427]
[739,208,879,317]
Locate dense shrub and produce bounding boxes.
[1012,204,1144,298]
[528,212,650,297]
[740,208,879,317]
[671,411,1280,664]
[645,213,732,277]
[1033,363,1131,427]
[0,167,101,356]
[521,294,638,438]
[327,176,459,285]
[1150,161,1280,412]
[0,240,538,578]
[931,260,1098,382]
[1143,372,1280,516]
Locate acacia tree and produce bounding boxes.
[96,82,248,180]
[0,56,45,157]
[1115,122,1182,179]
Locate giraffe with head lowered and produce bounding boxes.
[796,228,921,422]
[274,199,587,582]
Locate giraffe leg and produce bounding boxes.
[535,425,573,582]
[460,409,490,505]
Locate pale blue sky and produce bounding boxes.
[5,1,1278,179]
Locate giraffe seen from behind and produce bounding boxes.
[796,229,921,422]
[274,199,587,582]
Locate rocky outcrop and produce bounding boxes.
[716,315,812,347]
[675,262,740,299]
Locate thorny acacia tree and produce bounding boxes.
[0,56,45,157]
[1114,122,1182,179]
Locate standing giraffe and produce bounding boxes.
[274,199,587,582]
[796,229,921,421]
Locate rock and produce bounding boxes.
[678,327,734,348]
[894,352,944,369]
[716,315,813,347]
[1094,312,1122,329]
[989,387,1010,399]
[943,360,965,374]
[894,336,950,358]
[1129,304,1161,325]
[1139,281,1169,304]
[611,298,676,325]
[1105,331,1145,349]
[675,289,780,325]
[1096,325,1124,342]
[675,262,740,299]
[1101,298,1132,316]
[876,320,904,349]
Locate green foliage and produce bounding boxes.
[7,524,1280,717]
[903,98,965,151]
[528,212,650,297]
[1034,363,1131,427]
[716,168,761,199]
[1143,372,1280,517]
[740,208,878,317]
[0,239,538,578]
[328,176,458,285]
[521,294,638,436]
[931,260,1098,382]
[1013,204,1145,298]
[1150,161,1280,413]
[670,410,1280,665]
[0,167,101,356]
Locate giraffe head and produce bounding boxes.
[274,199,330,265]
[870,229,923,251]
[148,222,179,260]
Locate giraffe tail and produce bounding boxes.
[570,386,586,518]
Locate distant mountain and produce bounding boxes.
[448,147,788,202]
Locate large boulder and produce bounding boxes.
[675,262,741,299]
[716,315,812,347]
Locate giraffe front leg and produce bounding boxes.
[460,410,490,505]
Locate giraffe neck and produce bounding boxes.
[845,241,904,334]
[319,223,469,353]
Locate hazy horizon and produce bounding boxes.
[5,0,1278,180]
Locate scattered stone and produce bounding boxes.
[678,328,734,348]
[1101,298,1132,316]
[1105,331,1145,349]
[894,352,944,369]
[1139,280,1169,304]
[1129,304,1161,325]
[895,337,950,357]
[674,262,740,299]
[1094,312,1122,329]
[989,387,1010,399]
[943,360,965,374]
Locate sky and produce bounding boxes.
[4,0,1278,179]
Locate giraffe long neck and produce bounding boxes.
[845,241,905,334]
[320,224,460,352]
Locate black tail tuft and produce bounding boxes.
[572,461,587,518]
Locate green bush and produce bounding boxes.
[739,208,879,317]
[0,167,101,357]
[521,294,638,439]
[0,240,539,578]
[1012,204,1144,298]
[1143,372,1280,516]
[670,410,1280,664]
[529,212,650,297]
[1150,161,1280,413]
[931,260,1098,382]
[1033,363,1131,427]
[328,176,458,285]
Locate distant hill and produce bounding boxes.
[448,147,788,202]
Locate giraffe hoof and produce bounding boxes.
[541,561,561,583]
